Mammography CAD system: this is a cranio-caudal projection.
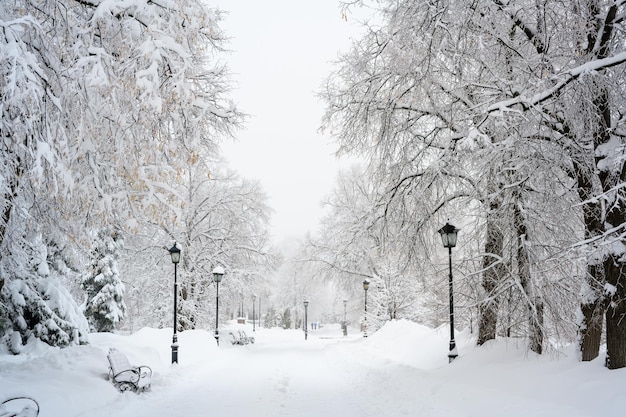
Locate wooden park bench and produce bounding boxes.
[107,348,152,393]
[0,397,39,417]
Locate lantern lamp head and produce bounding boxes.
[212,265,224,282]
[438,222,460,248]
[169,243,181,264]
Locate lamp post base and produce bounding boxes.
[448,342,458,363]
[215,331,220,346]
[171,335,179,364]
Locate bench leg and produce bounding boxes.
[117,382,136,392]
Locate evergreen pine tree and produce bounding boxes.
[264,306,277,328]
[0,232,89,352]
[282,308,292,329]
[82,229,126,332]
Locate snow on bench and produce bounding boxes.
[106,348,152,393]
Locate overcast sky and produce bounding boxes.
[216,1,365,244]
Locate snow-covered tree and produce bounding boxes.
[1,230,89,353]
[324,0,626,365]
[303,166,445,332]
[1,0,242,348]
[169,161,276,331]
[263,305,278,328]
[82,228,126,333]
[282,308,292,330]
[117,158,277,332]
[0,172,90,351]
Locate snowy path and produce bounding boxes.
[84,332,393,417]
[2,322,623,417]
[202,342,372,417]
[76,327,540,417]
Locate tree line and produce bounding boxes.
[307,0,626,369]
[0,0,275,352]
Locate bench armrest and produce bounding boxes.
[137,365,152,378]
[111,368,140,383]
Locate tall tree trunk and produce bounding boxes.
[593,72,626,368]
[578,264,605,361]
[478,192,505,345]
[568,127,605,361]
[604,255,626,369]
[600,114,626,369]
[513,190,543,354]
[585,0,625,369]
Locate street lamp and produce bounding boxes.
[363,279,369,338]
[240,293,244,322]
[168,242,181,364]
[304,300,309,340]
[343,299,348,336]
[252,294,256,332]
[438,221,460,363]
[212,266,224,346]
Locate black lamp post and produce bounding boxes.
[304,300,309,340]
[252,294,256,332]
[343,299,348,336]
[213,266,224,346]
[363,279,369,338]
[438,222,460,363]
[169,242,181,364]
[240,293,244,321]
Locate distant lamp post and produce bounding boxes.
[438,222,460,363]
[252,294,257,332]
[304,300,309,340]
[240,294,244,322]
[169,242,181,364]
[212,266,225,346]
[343,299,348,336]
[363,279,370,338]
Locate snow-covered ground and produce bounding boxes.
[1,320,623,417]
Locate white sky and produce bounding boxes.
[216,1,364,244]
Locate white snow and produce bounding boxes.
[1,320,623,417]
